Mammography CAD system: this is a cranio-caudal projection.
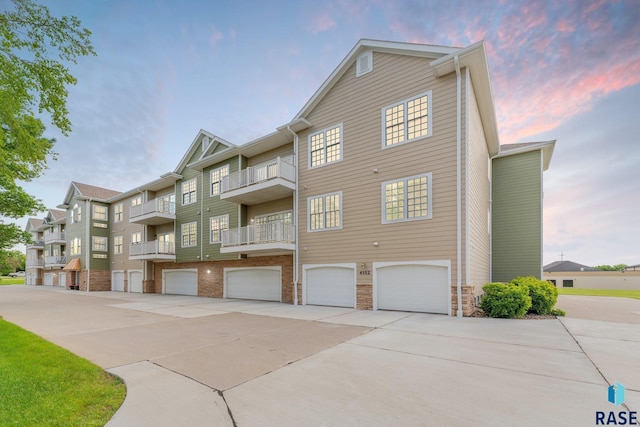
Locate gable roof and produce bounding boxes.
[292,39,457,122]
[49,209,66,222]
[25,218,43,232]
[496,140,556,171]
[59,181,121,207]
[543,260,595,272]
[173,129,236,174]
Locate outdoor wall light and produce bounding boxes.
[373,241,379,247]
[207,269,211,274]
[196,255,200,259]
[373,168,378,173]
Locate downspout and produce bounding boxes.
[455,55,463,317]
[464,68,471,294]
[85,198,91,292]
[137,188,146,292]
[286,125,299,306]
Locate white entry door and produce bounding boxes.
[44,273,54,286]
[58,272,67,287]
[129,270,143,293]
[112,271,125,292]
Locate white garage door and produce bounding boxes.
[164,270,198,296]
[305,266,355,308]
[376,263,449,314]
[44,273,54,286]
[129,271,143,293]
[112,271,125,292]
[226,268,281,301]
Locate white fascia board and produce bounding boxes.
[494,140,556,171]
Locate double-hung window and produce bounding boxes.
[181,221,197,247]
[131,196,142,207]
[382,173,432,223]
[210,215,229,244]
[93,205,108,221]
[93,236,108,252]
[382,91,432,147]
[71,203,81,223]
[113,235,123,254]
[182,178,197,205]
[131,231,142,245]
[210,165,229,196]
[70,237,81,255]
[114,203,123,222]
[309,124,342,168]
[308,192,342,232]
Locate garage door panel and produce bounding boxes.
[164,270,198,296]
[112,272,125,292]
[44,273,54,286]
[377,264,448,314]
[306,267,355,308]
[129,271,143,293]
[227,269,281,301]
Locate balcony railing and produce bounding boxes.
[26,259,44,268]
[44,231,65,244]
[45,256,67,266]
[221,157,295,193]
[26,240,45,249]
[129,240,175,256]
[130,199,175,218]
[222,221,294,247]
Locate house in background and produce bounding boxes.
[543,260,640,290]
[25,218,44,285]
[24,39,555,316]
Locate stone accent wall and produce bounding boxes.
[356,284,373,310]
[153,255,294,302]
[451,285,475,316]
[143,280,155,293]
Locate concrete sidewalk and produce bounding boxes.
[1,286,638,426]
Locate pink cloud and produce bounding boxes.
[311,12,337,35]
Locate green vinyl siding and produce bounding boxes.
[491,150,542,282]
[175,167,202,262]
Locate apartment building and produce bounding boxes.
[24,39,554,316]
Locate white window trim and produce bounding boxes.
[381,172,433,224]
[181,221,197,248]
[307,191,343,233]
[131,231,142,245]
[92,236,108,252]
[210,165,230,197]
[131,196,142,207]
[381,90,433,149]
[181,178,197,206]
[70,237,81,255]
[254,210,293,224]
[308,123,343,169]
[209,214,229,244]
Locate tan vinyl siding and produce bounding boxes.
[298,52,460,283]
[110,195,145,271]
[246,197,293,220]
[247,144,294,167]
[466,74,491,290]
[492,150,542,282]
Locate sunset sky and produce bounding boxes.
[10,0,640,267]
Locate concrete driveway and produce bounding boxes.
[1,286,638,426]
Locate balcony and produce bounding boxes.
[44,231,66,245]
[26,259,44,268]
[221,221,294,255]
[221,157,295,205]
[45,256,67,268]
[26,240,45,250]
[130,199,176,225]
[129,240,176,262]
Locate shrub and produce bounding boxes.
[481,282,531,318]
[510,276,558,315]
[551,308,566,316]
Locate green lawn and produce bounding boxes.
[0,276,25,285]
[558,288,640,300]
[0,319,126,426]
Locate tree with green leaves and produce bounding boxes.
[0,0,95,250]
[594,264,628,272]
[0,249,25,275]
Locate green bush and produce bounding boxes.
[481,282,531,318]
[510,276,558,315]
